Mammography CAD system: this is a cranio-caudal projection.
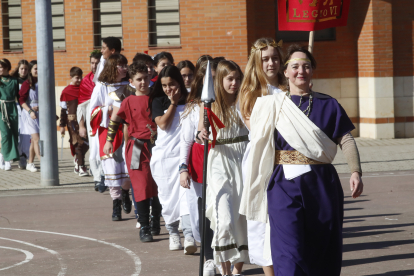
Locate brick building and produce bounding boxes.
[1,0,413,139]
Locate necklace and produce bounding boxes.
[286,91,313,117]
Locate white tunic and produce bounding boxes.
[150,104,186,225]
[240,84,282,267]
[20,83,39,135]
[206,108,249,265]
[179,103,202,242]
[89,81,129,187]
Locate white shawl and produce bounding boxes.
[239,92,338,223]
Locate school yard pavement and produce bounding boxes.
[0,138,413,275]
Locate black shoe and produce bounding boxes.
[140,226,154,242]
[98,177,107,193]
[150,216,161,236]
[94,181,99,192]
[112,199,122,221]
[121,189,132,214]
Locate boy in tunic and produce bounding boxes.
[60,67,89,176]
[115,61,161,242]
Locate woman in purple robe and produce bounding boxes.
[268,45,364,276]
[240,44,364,276]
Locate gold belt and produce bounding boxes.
[208,135,249,145]
[275,150,327,165]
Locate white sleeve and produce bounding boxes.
[59,101,67,109]
[180,112,196,165]
[89,82,109,128]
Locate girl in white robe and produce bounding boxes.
[237,37,286,276]
[198,60,248,276]
[149,65,190,251]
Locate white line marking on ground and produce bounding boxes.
[0,246,34,271]
[0,227,141,276]
[0,237,66,276]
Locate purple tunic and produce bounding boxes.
[267,93,354,276]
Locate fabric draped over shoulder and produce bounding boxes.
[240,92,338,223]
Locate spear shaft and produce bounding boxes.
[199,102,211,276]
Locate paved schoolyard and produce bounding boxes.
[0,138,413,275]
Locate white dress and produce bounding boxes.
[150,104,186,225]
[89,81,129,187]
[20,83,39,135]
[179,103,202,242]
[206,108,249,265]
[240,84,282,267]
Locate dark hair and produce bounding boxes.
[154,51,174,66]
[213,56,226,63]
[0,58,12,72]
[102,37,122,53]
[70,66,83,78]
[28,60,38,88]
[177,60,195,73]
[283,44,317,70]
[148,65,188,116]
[194,55,213,75]
[90,49,102,61]
[128,61,148,78]
[98,53,129,83]
[133,53,154,65]
[11,59,29,78]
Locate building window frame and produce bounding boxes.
[92,0,123,49]
[51,0,66,50]
[1,0,23,52]
[148,0,181,48]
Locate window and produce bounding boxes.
[93,0,123,48]
[1,0,23,52]
[148,0,180,47]
[52,0,66,50]
[275,2,336,42]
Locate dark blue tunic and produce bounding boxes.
[267,93,354,276]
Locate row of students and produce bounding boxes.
[0,59,41,172]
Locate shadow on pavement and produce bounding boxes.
[343,230,404,239]
[363,270,414,276]
[343,253,414,267]
[243,268,264,275]
[343,239,414,252]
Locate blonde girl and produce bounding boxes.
[198,60,248,276]
[237,37,285,276]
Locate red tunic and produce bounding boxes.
[117,94,158,202]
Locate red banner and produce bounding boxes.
[278,0,350,31]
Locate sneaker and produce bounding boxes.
[79,165,89,177]
[74,157,78,165]
[183,236,197,255]
[0,154,4,170]
[136,221,141,229]
[18,156,27,169]
[4,161,11,171]
[94,181,99,192]
[139,226,153,243]
[169,234,182,251]
[26,163,38,172]
[203,259,216,276]
[74,163,79,174]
